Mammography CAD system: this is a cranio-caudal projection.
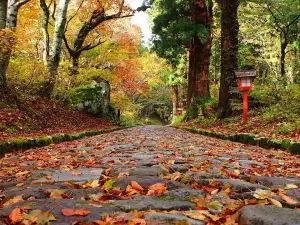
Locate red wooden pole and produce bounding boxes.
[243,91,248,123]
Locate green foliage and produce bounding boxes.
[276,122,296,135]
[151,0,208,64]
[172,113,186,125]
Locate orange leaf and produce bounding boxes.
[146,183,167,196]
[61,208,91,216]
[131,181,144,191]
[279,192,298,204]
[72,172,82,176]
[250,176,256,184]
[74,209,91,216]
[45,174,52,180]
[211,189,219,195]
[30,216,38,223]
[61,208,75,216]
[9,208,25,224]
[129,218,146,225]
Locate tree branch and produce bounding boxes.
[287,13,300,27]
[262,0,284,33]
[65,0,85,32]
[51,0,56,21]
[15,0,31,9]
[62,34,74,55]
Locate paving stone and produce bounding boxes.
[238,160,266,168]
[0,199,119,224]
[68,146,95,151]
[128,167,168,176]
[114,176,187,190]
[145,212,205,225]
[185,172,226,180]
[165,188,204,201]
[33,168,103,183]
[113,196,195,212]
[254,176,300,188]
[239,205,300,225]
[198,179,267,192]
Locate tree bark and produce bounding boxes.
[280,33,288,81]
[218,0,239,118]
[193,0,213,99]
[187,0,213,105]
[172,85,179,117]
[187,39,195,105]
[213,45,218,84]
[0,0,8,89]
[0,0,30,91]
[41,0,70,97]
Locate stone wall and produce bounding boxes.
[68,79,115,119]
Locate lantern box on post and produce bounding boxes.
[236,70,256,91]
[234,70,256,123]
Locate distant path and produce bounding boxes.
[0,126,299,224]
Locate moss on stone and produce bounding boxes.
[175,126,298,155]
[0,127,128,157]
[288,142,300,155]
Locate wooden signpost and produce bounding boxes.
[235,70,256,123]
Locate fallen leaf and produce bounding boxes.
[72,171,82,176]
[131,181,144,191]
[207,201,223,211]
[9,208,25,224]
[16,171,30,177]
[24,209,56,225]
[4,195,24,206]
[249,176,256,184]
[285,184,298,189]
[129,218,146,225]
[50,189,66,199]
[45,174,52,180]
[146,183,167,196]
[61,208,74,216]
[268,198,282,207]
[278,191,298,204]
[61,208,91,216]
[253,189,274,200]
[184,211,206,221]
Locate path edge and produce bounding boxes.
[173,126,300,155]
[0,126,133,156]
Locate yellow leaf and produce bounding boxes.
[184,211,206,221]
[4,195,24,206]
[268,198,282,207]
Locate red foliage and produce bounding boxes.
[0,98,112,141]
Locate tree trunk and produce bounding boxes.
[0,0,8,90]
[280,34,288,82]
[194,33,212,99]
[41,0,70,97]
[187,0,213,106]
[187,39,195,105]
[193,0,213,99]
[172,85,179,117]
[218,0,239,118]
[213,45,217,84]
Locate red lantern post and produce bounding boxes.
[235,70,256,123]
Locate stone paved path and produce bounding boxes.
[0,126,300,225]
